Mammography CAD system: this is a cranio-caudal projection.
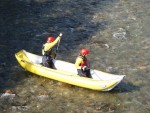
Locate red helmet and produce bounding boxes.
[47,36,55,42]
[80,48,89,55]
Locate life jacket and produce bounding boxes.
[78,55,90,68]
[42,44,53,56]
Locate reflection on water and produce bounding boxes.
[0,0,150,113]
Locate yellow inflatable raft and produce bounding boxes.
[15,50,125,91]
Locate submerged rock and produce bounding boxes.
[37,95,49,101]
[0,90,15,100]
[12,105,30,112]
[0,93,15,98]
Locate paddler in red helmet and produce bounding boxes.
[75,48,91,78]
[42,33,63,68]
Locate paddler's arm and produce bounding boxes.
[44,35,61,51]
[75,57,83,69]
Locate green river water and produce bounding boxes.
[0,0,150,113]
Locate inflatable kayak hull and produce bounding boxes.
[15,50,125,91]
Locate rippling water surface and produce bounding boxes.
[0,0,150,113]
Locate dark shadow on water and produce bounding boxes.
[72,81,140,94]
[0,0,116,92]
[110,81,140,93]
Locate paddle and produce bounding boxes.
[54,33,62,59]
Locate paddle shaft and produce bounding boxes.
[56,39,60,53]
[54,36,61,59]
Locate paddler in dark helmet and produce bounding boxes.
[75,48,91,78]
[42,33,63,68]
